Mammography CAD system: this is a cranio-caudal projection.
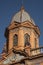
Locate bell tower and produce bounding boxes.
[5,7,40,55]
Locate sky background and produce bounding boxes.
[0,0,43,53]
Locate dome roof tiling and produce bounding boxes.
[11,7,35,25]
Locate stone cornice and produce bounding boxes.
[6,21,40,36]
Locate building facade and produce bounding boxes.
[0,7,43,65]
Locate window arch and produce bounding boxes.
[24,33,30,46]
[13,34,18,46]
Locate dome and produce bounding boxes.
[11,7,35,25]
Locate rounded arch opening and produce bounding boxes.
[13,34,18,46]
[24,33,30,47]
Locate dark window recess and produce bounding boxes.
[24,33,30,46]
[13,34,18,46]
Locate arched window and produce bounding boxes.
[24,33,30,46]
[13,34,18,46]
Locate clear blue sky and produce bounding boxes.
[0,0,43,53]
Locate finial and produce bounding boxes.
[20,0,24,22]
[21,6,24,11]
[20,0,24,11]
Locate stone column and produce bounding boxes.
[30,29,35,49]
[18,27,24,50]
[9,31,13,51]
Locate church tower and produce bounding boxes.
[5,7,40,55]
[0,7,43,65]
